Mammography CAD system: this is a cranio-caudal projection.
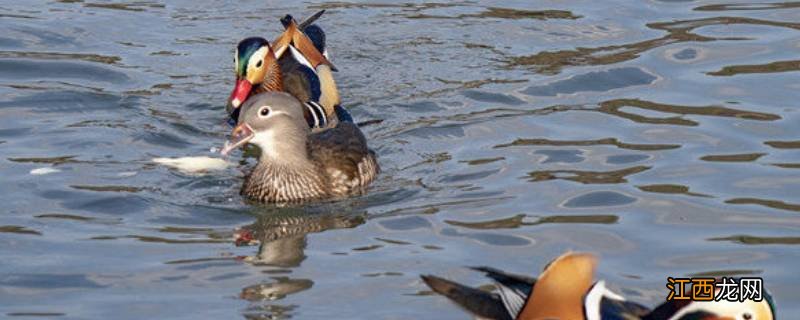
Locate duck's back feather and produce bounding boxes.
[308,122,379,196]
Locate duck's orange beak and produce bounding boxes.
[229,79,253,109]
[221,123,254,156]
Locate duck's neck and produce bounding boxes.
[249,126,309,164]
[259,58,284,93]
[241,127,327,203]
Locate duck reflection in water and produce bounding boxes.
[235,207,365,317]
[234,207,365,267]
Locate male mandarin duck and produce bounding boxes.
[421,252,775,320]
[220,92,378,203]
[227,10,343,129]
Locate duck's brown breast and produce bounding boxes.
[242,163,329,203]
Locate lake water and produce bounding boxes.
[1,0,798,319]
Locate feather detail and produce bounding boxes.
[289,45,314,71]
[304,101,327,128]
[316,64,340,116]
[261,54,284,92]
[242,161,329,203]
[287,19,335,70]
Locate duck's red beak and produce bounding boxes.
[229,79,253,109]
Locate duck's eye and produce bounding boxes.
[743,313,752,320]
[259,107,270,117]
[256,60,263,68]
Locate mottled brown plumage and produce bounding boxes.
[222,92,378,204]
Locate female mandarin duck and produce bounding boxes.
[227,10,343,129]
[220,92,378,203]
[422,252,775,320]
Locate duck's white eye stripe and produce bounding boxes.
[234,49,239,73]
[248,47,269,71]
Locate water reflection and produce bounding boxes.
[507,16,800,74]
[637,184,711,198]
[495,137,679,151]
[444,214,618,229]
[0,51,122,65]
[765,140,800,149]
[0,225,42,235]
[240,277,314,301]
[526,166,650,184]
[563,191,637,208]
[708,235,800,245]
[237,208,365,267]
[232,209,366,319]
[693,2,800,11]
[81,2,165,12]
[242,304,297,320]
[522,67,656,96]
[598,99,780,126]
[700,153,766,162]
[707,60,800,76]
[726,198,800,212]
[406,7,580,20]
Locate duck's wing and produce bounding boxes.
[470,266,536,318]
[279,54,319,102]
[420,275,514,320]
[420,267,535,320]
[279,52,340,130]
[471,266,537,292]
[333,105,354,123]
[283,11,328,55]
[273,14,341,121]
[272,17,334,71]
[292,10,326,30]
[308,122,379,194]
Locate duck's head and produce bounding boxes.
[228,37,279,111]
[221,92,310,160]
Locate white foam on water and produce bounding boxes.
[152,156,230,174]
[30,167,61,175]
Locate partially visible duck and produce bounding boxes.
[421,252,775,320]
[220,92,378,203]
[227,10,341,129]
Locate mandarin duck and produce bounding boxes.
[227,10,342,130]
[220,92,378,203]
[422,252,775,320]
